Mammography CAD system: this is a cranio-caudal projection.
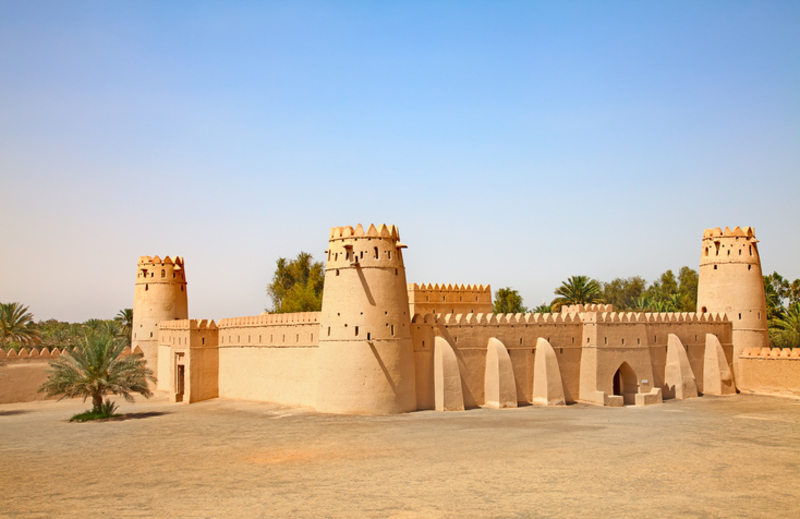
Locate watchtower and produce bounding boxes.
[315,224,417,414]
[132,255,188,382]
[697,227,768,380]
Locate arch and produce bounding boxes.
[612,362,638,405]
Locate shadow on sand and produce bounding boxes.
[0,409,31,416]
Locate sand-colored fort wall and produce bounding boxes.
[737,348,800,398]
[410,308,734,410]
[412,312,584,408]
[0,348,65,403]
[408,283,493,316]
[158,319,219,403]
[0,346,138,404]
[216,312,320,408]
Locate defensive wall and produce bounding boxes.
[408,283,493,316]
[738,347,800,398]
[0,346,138,404]
[215,312,320,408]
[409,304,734,411]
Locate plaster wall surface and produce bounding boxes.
[738,348,800,397]
[0,357,51,403]
[216,314,320,408]
[408,283,492,316]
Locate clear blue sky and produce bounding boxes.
[1,1,798,322]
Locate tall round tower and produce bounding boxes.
[316,224,417,414]
[132,255,188,384]
[697,226,768,380]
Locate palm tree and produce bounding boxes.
[0,302,40,349]
[770,303,800,349]
[39,331,156,414]
[115,308,133,346]
[551,276,603,311]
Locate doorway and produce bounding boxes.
[612,362,638,405]
[176,364,185,402]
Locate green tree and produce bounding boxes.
[493,287,527,314]
[0,302,40,349]
[551,276,602,311]
[770,302,800,349]
[531,302,552,314]
[676,266,699,312]
[115,308,133,346]
[39,331,155,414]
[267,252,325,313]
[602,276,646,311]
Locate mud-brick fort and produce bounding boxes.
[2,225,799,410]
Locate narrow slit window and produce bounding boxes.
[355,327,359,336]
[367,332,371,340]
[161,269,165,278]
[391,325,395,336]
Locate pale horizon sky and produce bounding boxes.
[1,1,798,323]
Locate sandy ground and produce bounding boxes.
[1,393,800,519]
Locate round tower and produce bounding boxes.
[697,226,768,380]
[132,255,188,386]
[316,224,417,414]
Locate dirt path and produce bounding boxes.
[2,394,799,518]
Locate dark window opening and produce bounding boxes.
[355,327,359,336]
[374,247,378,259]
[367,332,371,340]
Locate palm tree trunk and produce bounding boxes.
[92,393,103,414]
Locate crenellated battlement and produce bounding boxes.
[0,346,139,359]
[408,283,490,292]
[329,223,400,241]
[412,311,583,326]
[702,226,756,239]
[741,347,800,359]
[218,312,320,328]
[409,310,730,327]
[159,319,217,330]
[138,255,185,267]
[560,304,614,313]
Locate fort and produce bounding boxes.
[2,224,799,408]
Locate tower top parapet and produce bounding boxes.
[138,255,185,266]
[329,224,400,241]
[702,226,757,240]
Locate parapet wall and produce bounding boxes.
[410,310,733,410]
[216,312,321,408]
[408,283,493,316]
[737,347,800,398]
[0,346,138,404]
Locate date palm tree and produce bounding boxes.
[0,302,40,349]
[770,303,800,349]
[39,331,155,414]
[551,276,603,311]
[115,308,133,346]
